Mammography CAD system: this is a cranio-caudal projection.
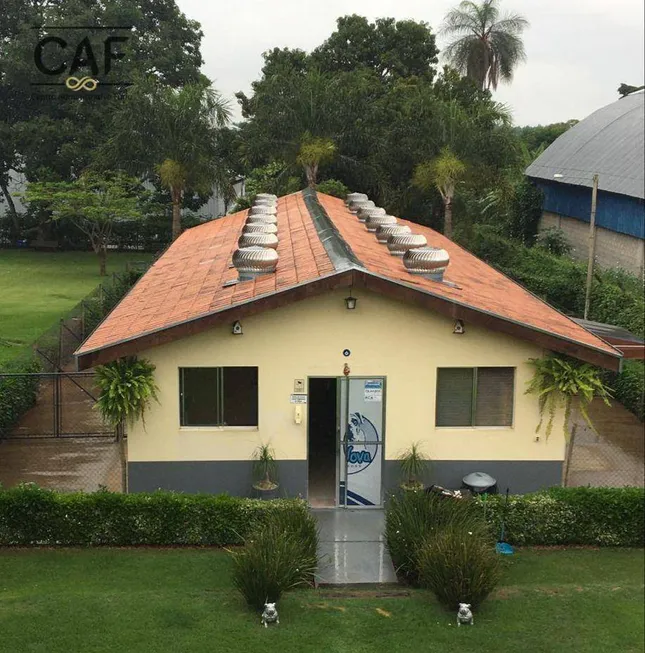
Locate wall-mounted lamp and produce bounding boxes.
[345,295,357,310]
[453,319,465,335]
[232,320,243,335]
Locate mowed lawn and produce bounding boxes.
[0,250,152,364]
[0,548,642,653]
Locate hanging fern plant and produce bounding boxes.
[525,355,612,440]
[95,357,159,427]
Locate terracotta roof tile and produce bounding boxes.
[318,193,616,355]
[77,190,618,361]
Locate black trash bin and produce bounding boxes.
[462,472,498,495]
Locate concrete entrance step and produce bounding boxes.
[312,509,398,585]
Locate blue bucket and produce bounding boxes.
[496,542,514,555]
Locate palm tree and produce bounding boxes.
[440,0,528,91]
[99,79,232,240]
[296,133,336,187]
[412,147,466,238]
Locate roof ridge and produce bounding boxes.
[301,188,364,272]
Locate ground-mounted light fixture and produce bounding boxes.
[453,319,465,335]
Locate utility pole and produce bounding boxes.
[584,174,599,320]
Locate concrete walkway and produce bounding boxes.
[312,509,397,585]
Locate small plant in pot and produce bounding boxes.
[397,442,429,492]
[252,443,279,499]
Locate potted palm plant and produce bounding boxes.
[252,444,279,499]
[397,442,429,492]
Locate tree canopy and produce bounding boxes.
[440,0,528,91]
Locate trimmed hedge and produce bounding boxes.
[0,356,41,437]
[477,487,644,547]
[0,485,309,546]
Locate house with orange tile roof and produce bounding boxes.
[75,189,622,505]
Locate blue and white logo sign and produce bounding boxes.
[344,412,380,475]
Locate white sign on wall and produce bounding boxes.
[363,379,383,403]
[290,393,307,404]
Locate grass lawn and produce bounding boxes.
[0,547,642,653]
[0,250,153,364]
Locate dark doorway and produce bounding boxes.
[308,378,338,508]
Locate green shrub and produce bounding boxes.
[477,487,644,547]
[0,356,42,437]
[316,179,349,199]
[606,360,644,421]
[0,484,310,546]
[468,226,644,340]
[416,524,501,610]
[230,509,319,609]
[534,227,572,256]
[385,491,490,584]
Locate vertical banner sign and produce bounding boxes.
[340,378,384,506]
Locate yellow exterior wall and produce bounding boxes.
[128,288,566,464]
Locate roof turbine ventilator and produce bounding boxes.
[365,214,397,232]
[375,224,411,243]
[356,206,386,223]
[253,198,277,208]
[347,198,375,214]
[249,204,278,216]
[246,214,278,225]
[238,232,279,249]
[243,222,278,235]
[232,246,279,281]
[387,233,428,256]
[403,247,450,281]
[346,192,368,205]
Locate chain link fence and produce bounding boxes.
[564,402,644,488]
[0,371,126,492]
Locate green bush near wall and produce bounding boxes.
[0,485,310,546]
[477,487,645,547]
[605,360,644,422]
[0,357,42,437]
[468,225,645,338]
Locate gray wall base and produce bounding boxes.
[384,460,562,496]
[128,460,307,498]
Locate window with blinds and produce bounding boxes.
[436,367,514,427]
[179,367,258,427]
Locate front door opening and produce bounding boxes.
[307,378,337,508]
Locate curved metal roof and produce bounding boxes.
[526,91,644,200]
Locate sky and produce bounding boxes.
[175,0,645,126]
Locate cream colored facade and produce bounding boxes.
[129,288,566,466]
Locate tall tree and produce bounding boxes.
[312,15,439,81]
[413,148,466,238]
[440,0,528,91]
[0,0,205,228]
[98,79,231,240]
[26,172,145,275]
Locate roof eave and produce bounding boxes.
[76,268,622,372]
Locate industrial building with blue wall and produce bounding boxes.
[526,91,644,276]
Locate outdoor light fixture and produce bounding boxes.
[345,295,357,310]
[453,319,465,335]
[232,320,243,335]
[553,173,563,178]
